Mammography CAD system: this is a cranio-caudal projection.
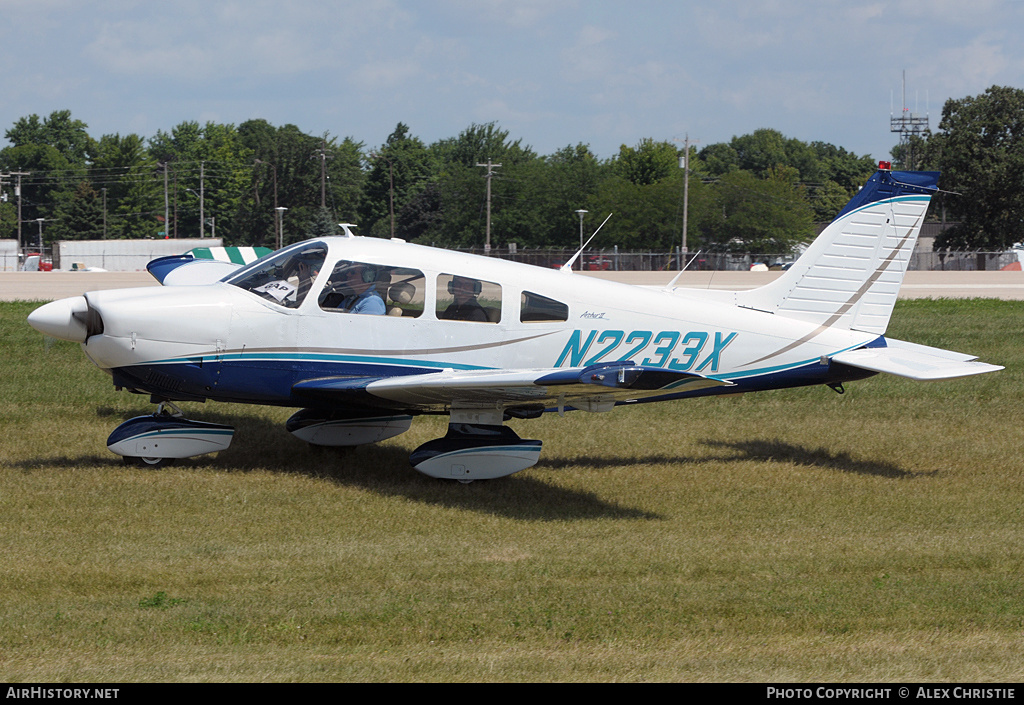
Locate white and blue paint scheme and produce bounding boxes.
[27,165,1002,481]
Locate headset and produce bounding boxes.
[357,264,379,284]
[447,277,482,295]
[335,262,378,283]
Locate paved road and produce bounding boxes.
[3,269,1024,302]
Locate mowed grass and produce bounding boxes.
[1,298,1022,682]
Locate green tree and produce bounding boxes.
[417,122,539,248]
[589,172,697,252]
[929,85,1024,250]
[889,133,937,172]
[702,168,814,254]
[360,123,436,238]
[148,121,252,241]
[533,143,604,249]
[587,141,697,253]
[6,110,93,165]
[0,196,15,241]
[698,130,875,224]
[306,206,340,239]
[614,138,680,186]
[91,133,160,239]
[55,181,105,240]
[1,110,95,240]
[236,121,364,247]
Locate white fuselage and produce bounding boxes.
[73,236,876,410]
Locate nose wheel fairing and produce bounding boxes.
[106,405,235,462]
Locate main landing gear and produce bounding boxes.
[410,423,542,483]
[408,407,543,482]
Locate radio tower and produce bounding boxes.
[890,70,929,170]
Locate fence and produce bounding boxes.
[0,239,222,272]
[451,247,1023,273]
[1,242,1020,273]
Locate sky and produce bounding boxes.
[2,0,1023,163]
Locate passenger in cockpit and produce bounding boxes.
[440,276,488,322]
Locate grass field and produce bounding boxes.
[1,299,1022,682]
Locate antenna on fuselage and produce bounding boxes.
[663,250,703,290]
[560,213,613,273]
[338,223,357,238]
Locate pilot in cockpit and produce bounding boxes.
[293,258,320,304]
[334,263,386,315]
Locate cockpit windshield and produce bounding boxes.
[224,241,328,308]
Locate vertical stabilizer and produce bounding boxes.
[736,166,939,335]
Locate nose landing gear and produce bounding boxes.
[107,402,235,467]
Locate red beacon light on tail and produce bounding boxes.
[878,160,892,171]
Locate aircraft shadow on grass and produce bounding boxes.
[10,406,660,521]
[15,407,929,526]
[700,438,935,479]
[535,438,932,479]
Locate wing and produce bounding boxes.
[292,361,733,413]
[832,338,1003,381]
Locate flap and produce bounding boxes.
[292,361,732,411]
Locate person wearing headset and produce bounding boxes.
[338,263,386,314]
[440,275,488,322]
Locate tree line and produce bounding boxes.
[2,85,1022,254]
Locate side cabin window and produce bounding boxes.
[435,274,501,323]
[225,241,327,308]
[521,291,568,323]
[319,260,425,317]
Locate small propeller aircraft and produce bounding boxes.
[28,163,1002,481]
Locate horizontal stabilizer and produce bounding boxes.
[832,339,1003,381]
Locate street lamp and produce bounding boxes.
[35,218,45,252]
[275,207,288,249]
[575,209,588,271]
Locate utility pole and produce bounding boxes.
[4,171,30,254]
[314,139,333,208]
[476,160,501,254]
[199,161,205,238]
[681,135,689,267]
[675,135,697,270]
[158,162,169,238]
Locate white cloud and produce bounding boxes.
[4,0,1024,162]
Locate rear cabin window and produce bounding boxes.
[435,274,501,323]
[318,261,425,317]
[520,291,568,322]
